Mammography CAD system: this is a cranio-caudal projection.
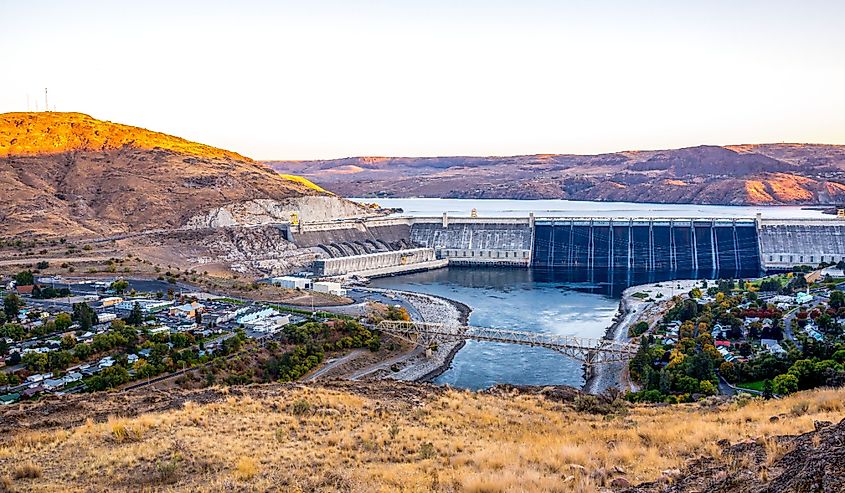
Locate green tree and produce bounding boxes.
[772,373,799,395]
[629,321,650,337]
[60,334,77,350]
[48,350,73,371]
[73,343,93,360]
[831,290,845,310]
[126,303,143,326]
[788,359,819,390]
[72,302,97,331]
[110,280,129,294]
[54,312,73,332]
[3,294,21,321]
[22,352,48,372]
[0,323,26,341]
[87,365,130,391]
[719,361,736,382]
[699,379,717,395]
[14,270,34,286]
[762,379,774,399]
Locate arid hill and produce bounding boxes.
[1,381,844,492]
[0,112,364,238]
[268,144,845,205]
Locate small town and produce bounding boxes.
[0,268,395,406]
[626,265,845,402]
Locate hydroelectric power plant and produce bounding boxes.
[280,213,845,277]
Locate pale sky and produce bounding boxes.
[1,0,844,160]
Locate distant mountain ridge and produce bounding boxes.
[267,143,845,205]
[0,112,362,237]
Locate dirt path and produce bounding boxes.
[0,255,114,266]
[304,349,367,381]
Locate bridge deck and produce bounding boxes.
[377,321,639,365]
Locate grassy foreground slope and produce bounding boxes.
[1,382,844,492]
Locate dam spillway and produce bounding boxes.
[531,219,760,273]
[288,214,845,275]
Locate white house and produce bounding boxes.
[760,338,787,355]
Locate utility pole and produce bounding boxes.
[45,88,48,112]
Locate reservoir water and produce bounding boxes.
[365,198,795,389]
[352,197,829,219]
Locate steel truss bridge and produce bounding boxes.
[376,321,640,371]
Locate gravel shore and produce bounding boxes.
[361,288,471,382]
[584,279,704,394]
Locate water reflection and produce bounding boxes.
[370,266,757,389]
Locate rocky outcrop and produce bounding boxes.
[185,196,370,229]
[625,418,845,493]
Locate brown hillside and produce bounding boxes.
[267,144,845,205]
[1,382,844,492]
[0,112,349,238]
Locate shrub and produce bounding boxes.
[234,457,258,481]
[156,457,181,484]
[290,399,311,417]
[418,442,436,460]
[12,462,42,479]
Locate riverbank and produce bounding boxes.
[346,287,472,382]
[585,279,703,394]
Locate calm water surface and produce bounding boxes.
[351,197,828,219]
[370,267,724,390]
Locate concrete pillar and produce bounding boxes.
[442,212,449,228]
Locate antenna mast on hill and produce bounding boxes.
[44,88,48,112]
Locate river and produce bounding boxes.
[370,267,725,390]
[366,198,798,390]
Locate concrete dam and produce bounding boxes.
[284,215,845,276]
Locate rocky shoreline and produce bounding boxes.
[584,279,704,394]
[363,288,472,382]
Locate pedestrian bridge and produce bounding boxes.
[376,320,640,367]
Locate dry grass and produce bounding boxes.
[1,386,844,492]
[234,456,259,481]
[11,462,42,479]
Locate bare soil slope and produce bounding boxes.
[0,112,356,238]
[268,144,845,205]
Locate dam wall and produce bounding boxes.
[532,218,761,273]
[286,214,845,275]
[312,248,447,278]
[409,216,533,266]
[759,219,845,270]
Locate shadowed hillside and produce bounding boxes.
[268,144,845,205]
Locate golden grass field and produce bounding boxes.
[1,383,844,492]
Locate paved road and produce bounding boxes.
[782,307,803,351]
